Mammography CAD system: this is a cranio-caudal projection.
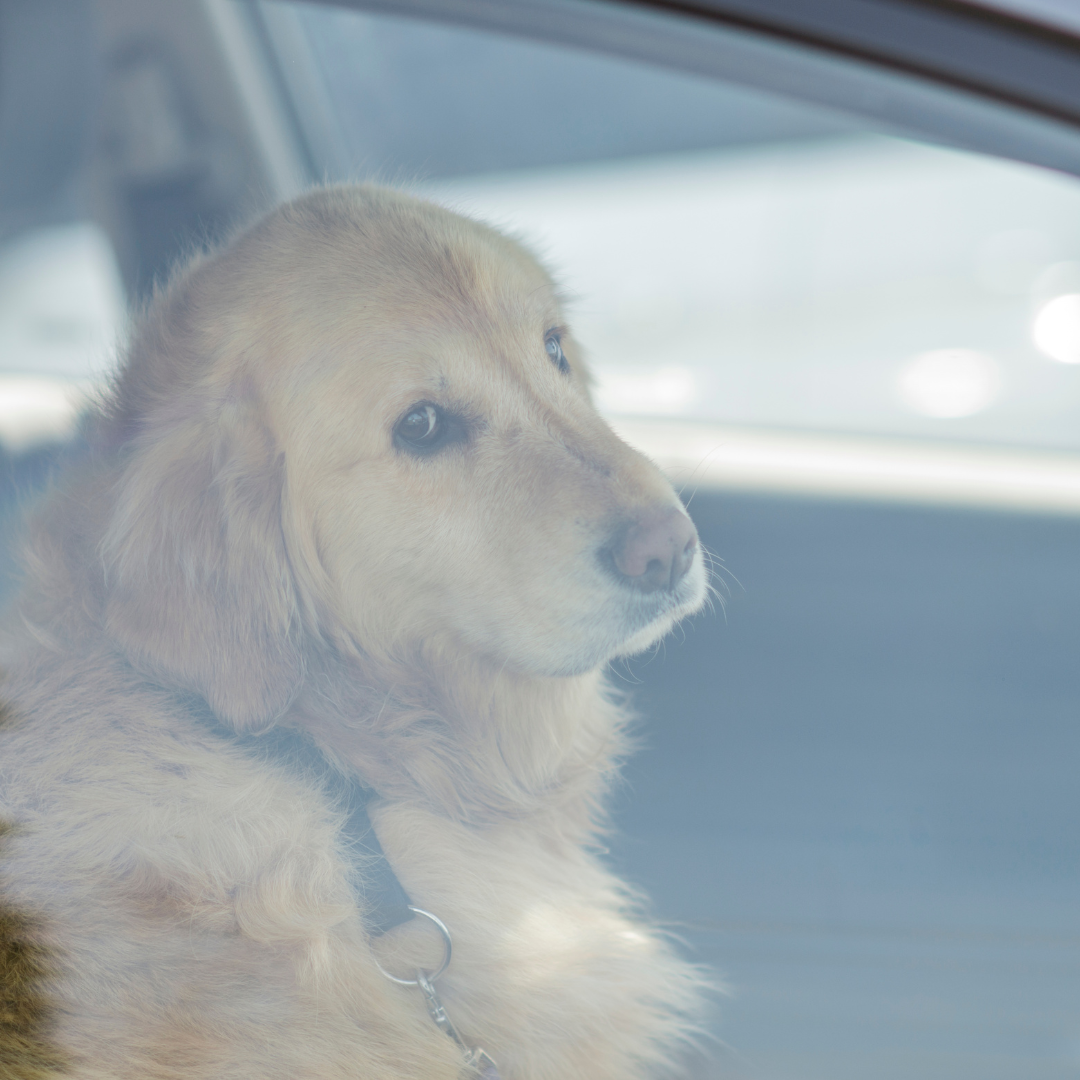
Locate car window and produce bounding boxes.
[1,5,1076,1078]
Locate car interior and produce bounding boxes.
[1,1,1078,1077]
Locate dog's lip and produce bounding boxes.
[612,560,704,630]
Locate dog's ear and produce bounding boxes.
[102,395,304,731]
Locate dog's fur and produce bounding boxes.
[0,186,709,1079]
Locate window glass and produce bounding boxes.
[296,8,859,177]
[294,5,1080,455]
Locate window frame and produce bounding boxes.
[282,0,1080,178]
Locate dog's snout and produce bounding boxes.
[607,506,698,593]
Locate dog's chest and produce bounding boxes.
[358,802,678,1072]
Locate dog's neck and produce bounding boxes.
[287,642,628,835]
[10,468,628,837]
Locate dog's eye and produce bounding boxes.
[545,331,570,375]
[395,403,463,455]
[396,404,440,446]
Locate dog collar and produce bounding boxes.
[225,721,415,935]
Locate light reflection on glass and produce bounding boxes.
[1033,293,1080,364]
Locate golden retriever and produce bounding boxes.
[0,185,709,1079]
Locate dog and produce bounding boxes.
[0,185,709,1079]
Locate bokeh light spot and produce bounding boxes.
[895,349,1000,419]
[1033,293,1080,364]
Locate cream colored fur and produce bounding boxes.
[0,186,710,1079]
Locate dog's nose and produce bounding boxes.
[608,506,698,593]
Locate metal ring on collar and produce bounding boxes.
[373,906,453,986]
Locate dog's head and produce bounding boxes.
[101,187,706,730]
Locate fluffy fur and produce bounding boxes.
[0,186,710,1079]
[0,818,65,1080]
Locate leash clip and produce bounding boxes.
[417,972,500,1078]
[374,907,501,1079]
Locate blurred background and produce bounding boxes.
[1,1,1078,1076]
